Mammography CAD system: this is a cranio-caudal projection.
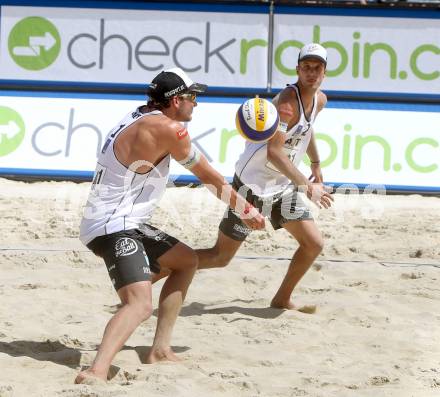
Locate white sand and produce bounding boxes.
[0,178,439,397]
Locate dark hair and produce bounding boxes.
[146,97,171,110]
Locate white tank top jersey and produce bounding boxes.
[235,84,318,197]
[80,107,170,245]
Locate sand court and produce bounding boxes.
[0,178,439,396]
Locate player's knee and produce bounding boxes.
[186,249,199,270]
[177,246,198,271]
[301,236,324,256]
[310,237,324,255]
[214,249,234,268]
[132,301,153,322]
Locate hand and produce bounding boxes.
[240,204,265,230]
[306,183,334,209]
[309,162,323,183]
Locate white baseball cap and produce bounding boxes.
[298,43,327,65]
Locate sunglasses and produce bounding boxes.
[178,93,197,102]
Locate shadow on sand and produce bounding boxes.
[172,299,285,320]
[0,339,190,380]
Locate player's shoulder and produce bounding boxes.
[138,112,177,132]
[278,85,298,103]
[275,86,298,112]
[152,116,189,142]
[317,90,327,111]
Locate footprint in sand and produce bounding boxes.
[75,375,107,386]
[297,305,317,314]
[401,272,423,280]
[107,366,138,383]
[346,281,368,288]
[0,385,13,397]
[17,283,44,290]
[369,375,390,386]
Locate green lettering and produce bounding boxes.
[410,44,440,81]
[314,133,337,167]
[354,135,391,170]
[405,138,438,173]
[342,124,352,169]
[352,33,361,78]
[219,128,239,163]
[313,26,348,77]
[240,39,268,74]
[274,40,303,76]
[364,43,398,79]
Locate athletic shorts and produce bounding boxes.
[219,174,313,241]
[86,225,179,291]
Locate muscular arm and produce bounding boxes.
[267,89,311,188]
[166,122,264,226]
[269,89,332,208]
[166,123,231,199]
[267,131,310,187]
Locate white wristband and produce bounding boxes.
[177,144,201,169]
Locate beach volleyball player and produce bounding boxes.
[197,43,334,310]
[76,68,264,384]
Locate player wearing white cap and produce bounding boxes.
[197,43,333,310]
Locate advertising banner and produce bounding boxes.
[272,12,440,97]
[0,5,269,90]
[1,5,438,97]
[0,92,439,192]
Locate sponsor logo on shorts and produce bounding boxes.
[143,266,150,274]
[115,238,138,257]
[153,232,167,241]
[233,223,251,235]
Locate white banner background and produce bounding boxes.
[0,94,439,191]
[273,13,440,95]
[0,6,269,89]
[1,6,439,96]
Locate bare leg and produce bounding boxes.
[75,281,152,383]
[145,242,197,363]
[151,268,171,284]
[271,220,323,310]
[196,231,243,269]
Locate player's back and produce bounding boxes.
[79,107,171,245]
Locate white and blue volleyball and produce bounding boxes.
[235,97,279,143]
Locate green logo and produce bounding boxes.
[8,17,61,71]
[0,107,26,157]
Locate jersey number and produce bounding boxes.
[91,163,107,190]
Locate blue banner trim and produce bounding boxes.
[1,80,439,102]
[1,90,439,112]
[1,168,439,193]
[0,1,269,13]
[275,5,440,19]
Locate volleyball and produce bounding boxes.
[235,97,279,143]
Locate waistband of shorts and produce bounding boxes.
[232,174,285,202]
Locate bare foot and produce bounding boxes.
[74,370,107,385]
[270,298,297,310]
[145,347,181,364]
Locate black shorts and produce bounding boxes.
[219,174,313,241]
[87,225,179,291]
